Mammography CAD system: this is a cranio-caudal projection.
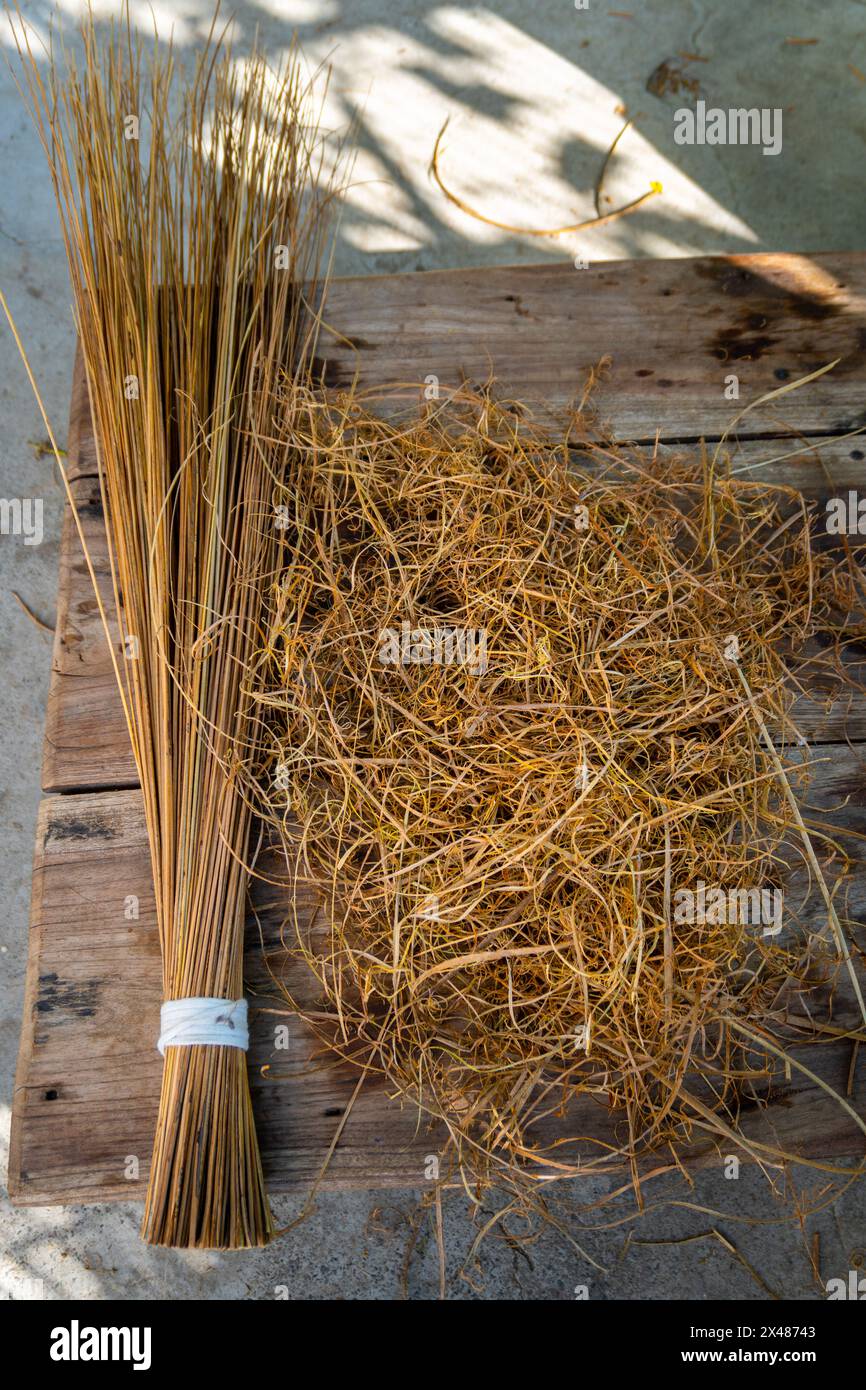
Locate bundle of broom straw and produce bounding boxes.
[7,10,339,1247]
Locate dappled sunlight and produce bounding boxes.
[761,252,866,314]
[307,4,760,266]
[6,0,848,275]
[2,0,864,1304]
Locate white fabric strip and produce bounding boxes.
[157,997,249,1056]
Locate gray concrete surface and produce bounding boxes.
[1,0,865,1301]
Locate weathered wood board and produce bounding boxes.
[10,780,866,1206]
[11,252,866,1206]
[43,431,866,792]
[318,252,866,439]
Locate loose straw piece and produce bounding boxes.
[11,589,54,633]
[430,117,661,237]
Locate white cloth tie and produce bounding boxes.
[157,997,249,1056]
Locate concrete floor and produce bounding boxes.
[1,0,865,1300]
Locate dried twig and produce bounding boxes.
[430,118,661,238]
[11,589,53,632]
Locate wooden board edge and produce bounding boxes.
[8,798,51,1202]
[42,355,100,793]
[6,1166,422,1207]
[320,248,860,291]
[42,501,78,795]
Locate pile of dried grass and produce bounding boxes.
[255,381,866,1196]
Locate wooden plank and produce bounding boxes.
[43,475,133,793]
[64,340,98,482]
[9,780,866,1206]
[63,254,866,487]
[50,253,866,788]
[43,444,866,793]
[319,252,866,438]
[17,252,866,1207]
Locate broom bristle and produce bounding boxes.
[11,7,339,1247]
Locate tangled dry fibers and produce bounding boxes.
[255,381,866,1196]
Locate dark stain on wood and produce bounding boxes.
[46,815,114,842]
[696,259,852,366]
[76,500,104,521]
[710,322,779,363]
[694,262,766,299]
[36,971,102,1020]
[310,355,348,389]
[694,259,842,321]
[341,335,377,350]
[504,294,531,317]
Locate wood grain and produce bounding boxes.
[318,252,866,438]
[43,453,866,793]
[10,781,866,1205]
[43,475,132,793]
[13,251,866,1206]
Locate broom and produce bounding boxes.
[6,8,338,1247]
